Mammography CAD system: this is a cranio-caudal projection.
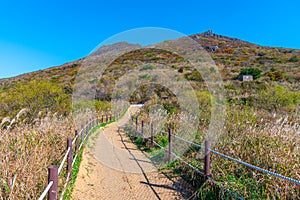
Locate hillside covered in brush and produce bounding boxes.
[0,31,299,121]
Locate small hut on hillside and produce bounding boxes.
[240,75,253,81]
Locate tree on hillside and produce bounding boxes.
[3,80,70,121]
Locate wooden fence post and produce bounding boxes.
[48,165,58,200]
[204,140,211,181]
[168,128,173,162]
[67,138,73,175]
[86,121,89,136]
[102,115,104,123]
[151,123,154,149]
[75,130,79,153]
[106,115,108,123]
[135,117,138,135]
[141,120,144,137]
[89,119,92,131]
[81,125,84,142]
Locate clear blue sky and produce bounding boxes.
[0,0,299,79]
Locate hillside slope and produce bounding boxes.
[1,31,299,90]
[0,31,299,119]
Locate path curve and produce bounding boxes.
[71,106,191,200]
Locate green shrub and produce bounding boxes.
[72,100,111,114]
[184,69,204,81]
[1,80,70,120]
[257,85,300,112]
[145,52,153,57]
[139,74,150,79]
[288,55,298,62]
[240,68,262,79]
[94,100,111,113]
[140,65,153,71]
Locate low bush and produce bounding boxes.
[239,68,262,79]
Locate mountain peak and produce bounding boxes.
[91,42,141,57]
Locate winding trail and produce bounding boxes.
[71,106,191,200]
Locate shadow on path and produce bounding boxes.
[117,125,194,199]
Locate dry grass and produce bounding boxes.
[0,115,81,199]
[0,103,113,200]
[207,107,300,199]
[134,102,300,199]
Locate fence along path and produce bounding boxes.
[132,116,300,199]
[38,113,116,200]
[38,108,300,199]
[71,105,191,200]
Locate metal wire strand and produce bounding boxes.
[171,153,204,175]
[209,148,300,185]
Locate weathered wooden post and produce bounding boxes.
[81,125,84,142]
[168,128,173,162]
[204,140,211,181]
[102,115,104,123]
[67,138,73,175]
[75,130,79,153]
[90,118,93,131]
[151,123,154,149]
[86,121,89,136]
[141,120,144,138]
[135,117,138,135]
[48,165,58,200]
[106,115,108,123]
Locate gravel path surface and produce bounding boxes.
[71,106,192,200]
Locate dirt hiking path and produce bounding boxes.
[71,106,192,200]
